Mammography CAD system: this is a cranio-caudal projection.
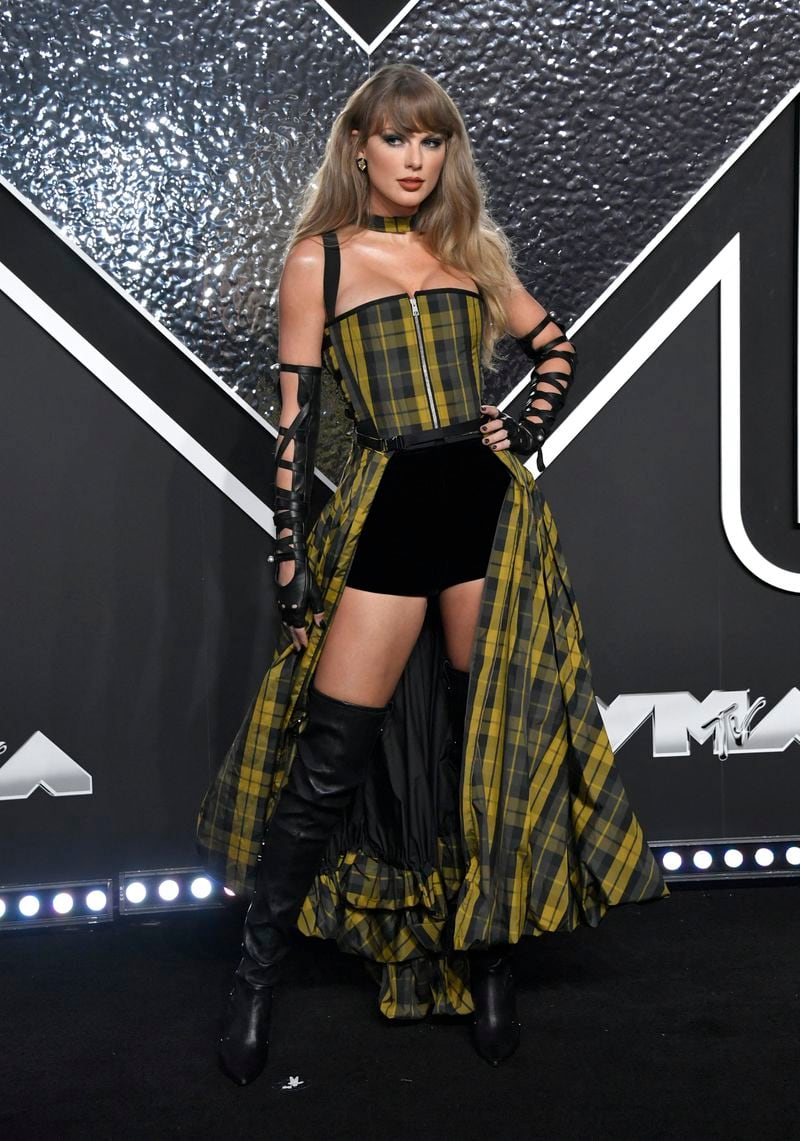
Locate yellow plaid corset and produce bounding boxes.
[322,287,486,438]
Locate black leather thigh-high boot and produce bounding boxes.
[218,682,391,1086]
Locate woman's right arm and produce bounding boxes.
[271,237,328,652]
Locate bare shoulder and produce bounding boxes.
[280,235,325,292]
[278,236,328,360]
[279,236,328,326]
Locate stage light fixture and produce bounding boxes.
[650,836,800,882]
[119,868,225,915]
[0,879,113,930]
[3,830,800,937]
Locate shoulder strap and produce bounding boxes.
[321,231,340,325]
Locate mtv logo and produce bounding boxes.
[0,731,92,800]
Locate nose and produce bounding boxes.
[405,144,423,170]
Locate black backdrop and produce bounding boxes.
[1,6,799,888]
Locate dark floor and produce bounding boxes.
[1,882,799,1141]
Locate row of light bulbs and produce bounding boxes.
[0,870,226,928]
[117,869,233,914]
[0,888,109,920]
[4,845,800,928]
[657,844,800,874]
[123,875,221,904]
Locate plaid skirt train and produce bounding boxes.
[196,438,669,1020]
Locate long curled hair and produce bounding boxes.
[288,64,520,371]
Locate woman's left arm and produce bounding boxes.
[480,276,577,471]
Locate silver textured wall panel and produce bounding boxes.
[374,1,800,371]
[1,0,798,476]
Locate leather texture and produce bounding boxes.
[271,362,325,628]
[469,945,521,1066]
[217,975,275,1087]
[355,415,485,452]
[217,683,391,1084]
[509,310,577,473]
[241,683,391,980]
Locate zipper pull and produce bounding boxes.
[409,295,419,316]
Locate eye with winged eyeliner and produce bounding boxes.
[381,132,444,147]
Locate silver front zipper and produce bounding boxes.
[409,295,440,429]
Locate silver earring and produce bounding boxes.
[356,156,367,172]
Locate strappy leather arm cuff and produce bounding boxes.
[269,363,323,627]
[509,312,577,473]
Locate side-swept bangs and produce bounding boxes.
[358,84,460,143]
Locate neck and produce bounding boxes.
[366,210,418,233]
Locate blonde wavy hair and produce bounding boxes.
[287,63,520,371]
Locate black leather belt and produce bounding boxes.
[354,417,485,453]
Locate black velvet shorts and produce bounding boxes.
[345,436,512,597]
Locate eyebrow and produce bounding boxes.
[381,126,442,137]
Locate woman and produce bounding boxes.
[199,63,668,1087]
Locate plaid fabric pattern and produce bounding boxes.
[322,289,485,435]
[196,289,668,1020]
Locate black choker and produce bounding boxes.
[367,212,418,233]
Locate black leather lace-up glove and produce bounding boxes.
[267,363,324,630]
[502,311,577,474]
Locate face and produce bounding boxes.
[352,120,447,215]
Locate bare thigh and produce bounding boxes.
[312,586,428,707]
[438,578,486,672]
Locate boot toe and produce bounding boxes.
[217,1045,263,1086]
[217,977,274,1086]
[471,1016,521,1066]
